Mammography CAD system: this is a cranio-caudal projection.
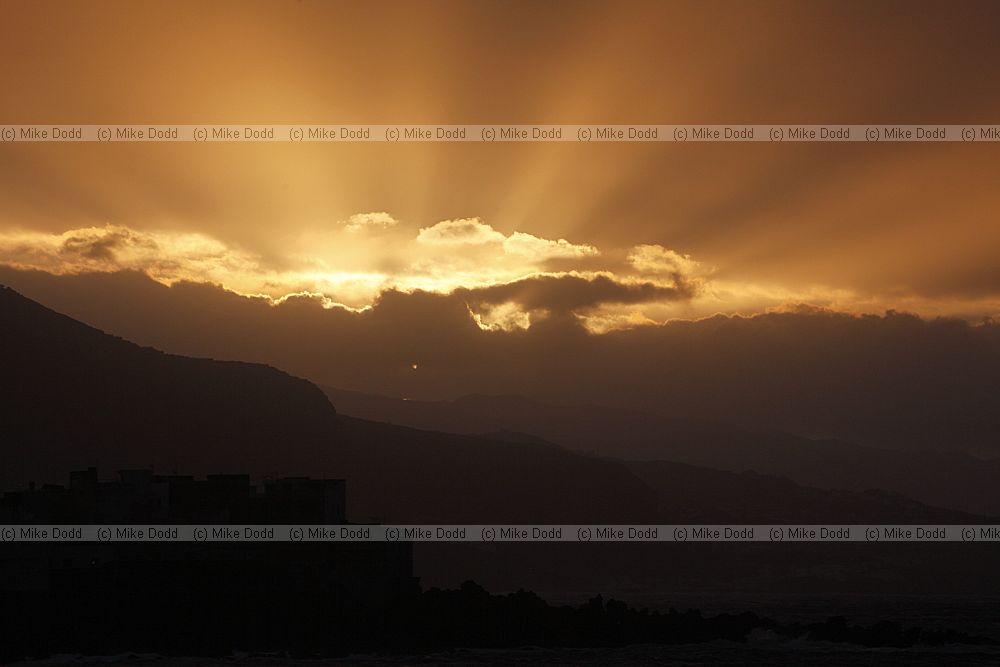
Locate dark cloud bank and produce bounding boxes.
[455,272,696,314]
[2,265,999,455]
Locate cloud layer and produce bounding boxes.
[0,219,710,329]
[2,1,1000,329]
[3,215,998,332]
[0,225,264,287]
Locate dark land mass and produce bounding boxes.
[323,386,1000,517]
[3,576,996,662]
[4,284,1000,652]
[4,266,1000,456]
[3,285,990,527]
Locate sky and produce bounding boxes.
[2,0,1000,333]
[2,0,1000,456]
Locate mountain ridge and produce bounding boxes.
[321,384,1000,516]
[0,285,990,526]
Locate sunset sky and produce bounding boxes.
[2,0,1000,335]
[8,8,1000,655]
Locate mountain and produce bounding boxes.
[5,267,1000,457]
[0,285,989,526]
[322,386,1000,516]
[0,285,651,523]
[627,460,985,524]
[8,284,1000,599]
[0,285,340,489]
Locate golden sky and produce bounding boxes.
[2,0,1000,331]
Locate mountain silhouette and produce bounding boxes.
[0,285,340,489]
[0,285,989,526]
[6,267,1000,456]
[0,285,651,523]
[627,460,986,524]
[322,386,1000,516]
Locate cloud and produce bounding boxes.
[468,301,533,332]
[457,272,697,316]
[502,232,599,260]
[627,244,703,277]
[0,222,621,317]
[416,218,506,246]
[59,225,157,261]
[0,225,262,285]
[9,222,996,332]
[343,212,399,233]
[416,219,598,262]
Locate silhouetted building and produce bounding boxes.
[0,469,416,658]
[1,467,348,525]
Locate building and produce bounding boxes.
[0,468,417,658]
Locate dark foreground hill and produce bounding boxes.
[0,286,652,524]
[0,285,340,490]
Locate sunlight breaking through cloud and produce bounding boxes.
[3,218,993,332]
